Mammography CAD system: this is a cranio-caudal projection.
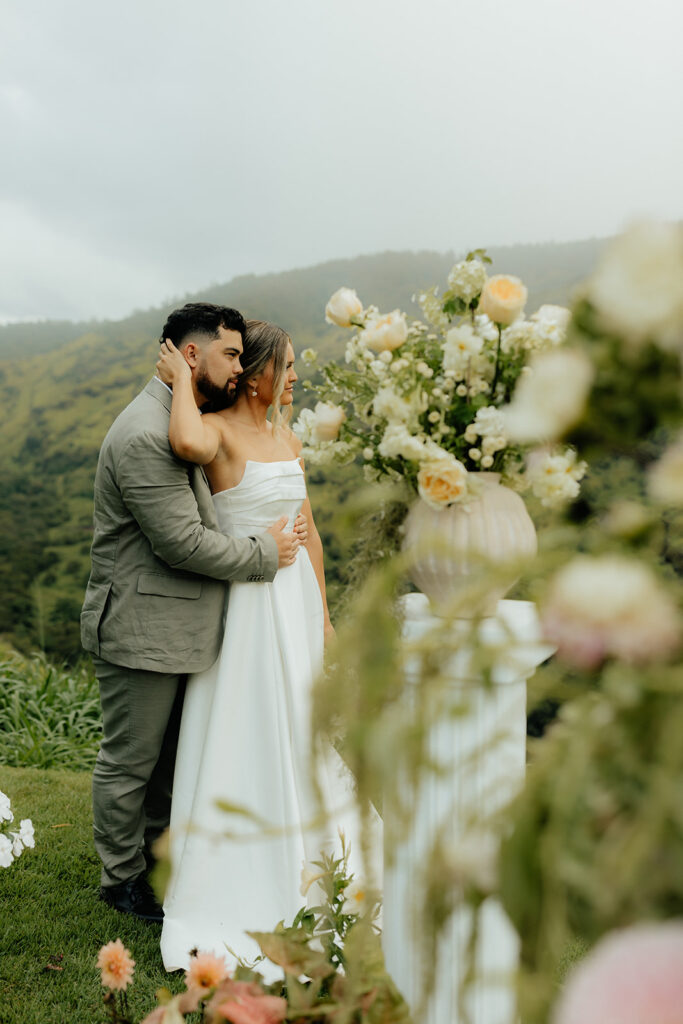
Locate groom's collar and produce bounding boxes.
[145,376,173,413]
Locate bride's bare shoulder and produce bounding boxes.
[283,425,302,458]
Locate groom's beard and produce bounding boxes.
[195,368,239,412]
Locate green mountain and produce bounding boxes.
[0,239,605,660]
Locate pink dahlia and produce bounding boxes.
[96,938,135,991]
[185,950,229,992]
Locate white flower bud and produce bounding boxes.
[325,287,363,327]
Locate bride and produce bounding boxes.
[156,320,346,975]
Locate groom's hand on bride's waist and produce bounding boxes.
[267,515,300,568]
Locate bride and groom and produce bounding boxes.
[82,302,347,973]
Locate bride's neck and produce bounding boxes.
[224,394,270,432]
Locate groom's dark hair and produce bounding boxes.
[160,303,246,349]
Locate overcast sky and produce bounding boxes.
[1,0,682,322]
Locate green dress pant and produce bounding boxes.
[91,656,186,888]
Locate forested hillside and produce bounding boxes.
[0,239,604,660]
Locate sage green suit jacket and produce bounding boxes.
[81,377,278,673]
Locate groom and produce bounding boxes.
[82,302,302,923]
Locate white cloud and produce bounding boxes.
[1,0,682,320]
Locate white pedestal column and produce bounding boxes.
[382,595,554,1024]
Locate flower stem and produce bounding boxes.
[491,324,502,394]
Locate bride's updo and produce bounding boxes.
[238,319,292,432]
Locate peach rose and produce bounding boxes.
[361,310,409,352]
[417,458,468,508]
[325,287,363,327]
[312,401,346,441]
[479,274,527,325]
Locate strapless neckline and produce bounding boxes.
[212,458,302,498]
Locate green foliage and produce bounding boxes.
[500,669,683,1017]
[0,647,101,770]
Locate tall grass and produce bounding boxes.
[0,647,101,770]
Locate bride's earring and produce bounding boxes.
[251,387,258,397]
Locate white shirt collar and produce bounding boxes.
[154,375,173,396]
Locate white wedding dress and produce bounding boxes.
[160,459,360,977]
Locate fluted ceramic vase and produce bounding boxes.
[402,473,537,616]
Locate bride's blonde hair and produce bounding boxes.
[238,319,292,433]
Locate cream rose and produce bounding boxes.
[361,310,408,352]
[312,401,346,441]
[417,458,468,508]
[325,287,364,328]
[479,274,528,325]
[585,220,683,351]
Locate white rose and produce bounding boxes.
[586,221,683,351]
[11,834,23,857]
[312,402,346,442]
[502,348,594,443]
[362,310,408,352]
[325,287,364,328]
[479,274,528,325]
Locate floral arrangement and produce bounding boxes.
[0,788,35,867]
[98,842,407,1024]
[294,252,588,511]
[309,222,683,1024]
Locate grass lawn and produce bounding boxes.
[0,765,184,1024]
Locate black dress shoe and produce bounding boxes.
[99,873,164,923]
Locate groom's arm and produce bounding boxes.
[115,431,278,582]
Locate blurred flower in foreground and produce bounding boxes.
[648,433,683,505]
[542,555,681,669]
[586,220,683,352]
[216,981,288,1024]
[502,348,594,443]
[96,939,135,991]
[553,922,683,1024]
[185,950,229,993]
